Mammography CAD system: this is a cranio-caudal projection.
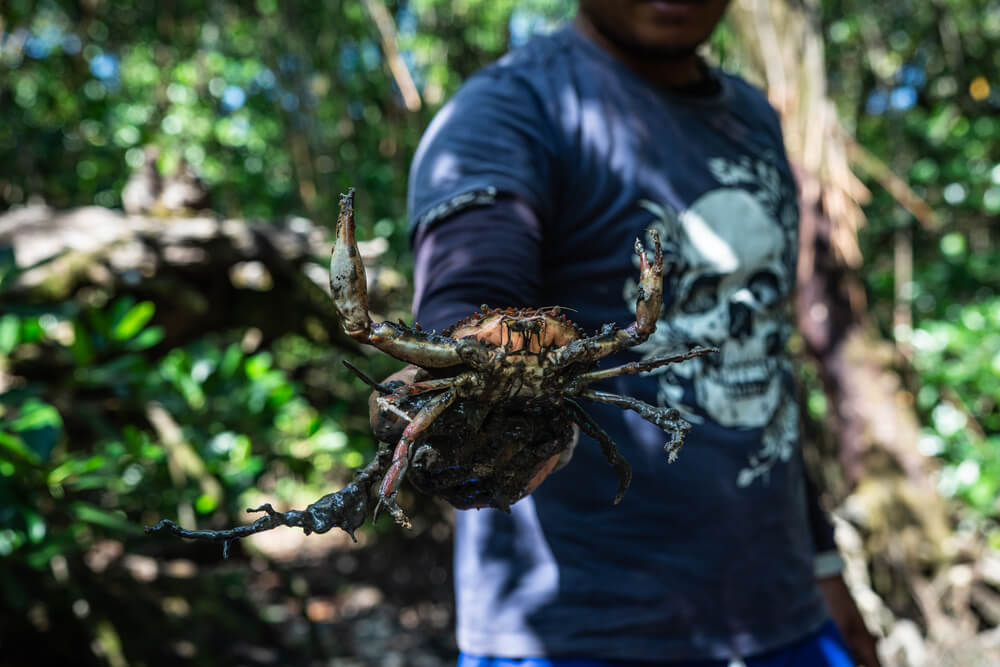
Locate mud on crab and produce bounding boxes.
[147,189,714,553]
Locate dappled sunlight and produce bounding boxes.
[1,0,998,665]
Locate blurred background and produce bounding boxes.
[0,0,997,665]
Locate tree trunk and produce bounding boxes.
[726,0,960,649]
[0,206,394,355]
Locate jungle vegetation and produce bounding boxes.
[1,0,997,664]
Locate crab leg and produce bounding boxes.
[563,399,632,504]
[383,377,460,401]
[580,389,691,463]
[571,346,718,387]
[342,359,402,395]
[375,376,458,423]
[377,389,457,528]
[331,190,488,368]
[146,446,393,557]
[551,230,663,367]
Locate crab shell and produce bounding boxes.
[377,307,586,511]
[446,306,585,352]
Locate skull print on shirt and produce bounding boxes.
[625,155,800,487]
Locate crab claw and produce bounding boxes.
[631,229,663,338]
[330,188,373,340]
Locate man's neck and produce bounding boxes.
[572,14,708,91]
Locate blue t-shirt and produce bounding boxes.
[407,26,828,662]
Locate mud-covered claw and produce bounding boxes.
[145,446,393,557]
[642,404,691,461]
[663,417,691,463]
[329,188,471,368]
[633,229,663,337]
[330,189,373,340]
[374,494,412,529]
[580,389,693,465]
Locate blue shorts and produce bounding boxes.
[457,619,853,667]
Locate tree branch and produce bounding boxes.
[362,0,422,111]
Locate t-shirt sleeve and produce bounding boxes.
[803,464,845,578]
[411,196,543,332]
[407,69,559,237]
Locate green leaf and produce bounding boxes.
[111,301,156,341]
[245,351,272,379]
[124,325,164,350]
[69,502,142,535]
[968,480,996,512]
[23,509,46,544]
[71,320,95,365]
[24,534,80,570]
[0,314,19,355]
[67,474,119,491]
[19,317,42,343]
[108,296,135,328]
[220,343,243,377]
[11,399,63,432]
[195,494,218,514]
[0,528,26,557]
[0,432,39,465]
[990,530,1000,552]
[9,399,63,463]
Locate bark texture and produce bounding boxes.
[724,3,992,662]
[0,205,380,353]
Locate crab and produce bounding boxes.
[145,188,714,555]
[329,189,715,527]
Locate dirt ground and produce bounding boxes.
[5,493,999,666]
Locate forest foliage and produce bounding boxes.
[0,0,998,662]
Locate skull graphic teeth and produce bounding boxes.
[703,359,779,398]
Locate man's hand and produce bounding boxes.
[367,364,421,437]
[818,573,882,667]
[367,365,567,508]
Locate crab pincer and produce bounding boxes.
[329,188,374,341]
[330,190,479,369]
[631,229,663,339]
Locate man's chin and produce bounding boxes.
[628,40,701,61]
[603,28,703,62]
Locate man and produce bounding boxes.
[401,1,881,664]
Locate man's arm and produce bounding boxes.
[804,466,843,579]
[804,469,882,666]
[412,195,543,331]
